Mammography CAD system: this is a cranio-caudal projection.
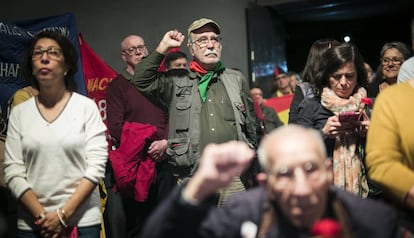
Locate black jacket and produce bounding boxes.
[139,185,400,238]
[296,97,336,158]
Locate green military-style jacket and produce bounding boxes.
[131,51,256,175]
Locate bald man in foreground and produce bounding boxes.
[139,125,404,238]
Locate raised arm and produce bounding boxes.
[183,141,255,203]
[131,30,185,106]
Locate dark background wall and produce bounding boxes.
[1,0,252,77]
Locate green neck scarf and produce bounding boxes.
[190,61,225,102]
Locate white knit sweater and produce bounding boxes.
[4,92,108,230]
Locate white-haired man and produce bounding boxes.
[140,125,403,238]
[131,18,257,206]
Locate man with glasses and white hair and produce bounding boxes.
[131,18,256,206]
[139,125,404,238]
[106,35,169,237]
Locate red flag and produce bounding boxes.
[78,33,118,126]
[263,94,294,125]
[79,34,118,149]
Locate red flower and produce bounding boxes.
[310,219,342,238]
[361,97,373,108]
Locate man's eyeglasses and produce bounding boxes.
[123,45,146,55]
[32,48,62,60]
[381,57,403,65]
[268,161,325,186]
[191,36,222,48]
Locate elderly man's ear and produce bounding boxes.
[256,172,267,186]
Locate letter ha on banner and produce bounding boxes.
[0,13,85,132]
[78,33,117,128]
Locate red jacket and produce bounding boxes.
[109,121,157,202]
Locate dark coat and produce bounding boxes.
[139,185,400,238]
[262,105,283,132]
[296,97,335,158]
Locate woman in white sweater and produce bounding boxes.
[4,31,107,238]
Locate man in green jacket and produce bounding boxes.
[131,18,256,206]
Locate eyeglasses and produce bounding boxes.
[330,72,356,81]
[380,57,403,65]
[123,45,146,55]
[268,161,325,186]
[32,47,62,60]
[191,36,222,48]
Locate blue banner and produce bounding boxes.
[0,12,85,123]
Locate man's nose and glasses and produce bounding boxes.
[191,36,222,48]
[269,161,325,191]
[123,45,147,56]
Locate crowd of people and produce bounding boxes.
[1,16,414,238]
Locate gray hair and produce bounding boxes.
[380,42,411,60]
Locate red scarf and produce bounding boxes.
[189,60,225,102]
[189,60,208,74]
